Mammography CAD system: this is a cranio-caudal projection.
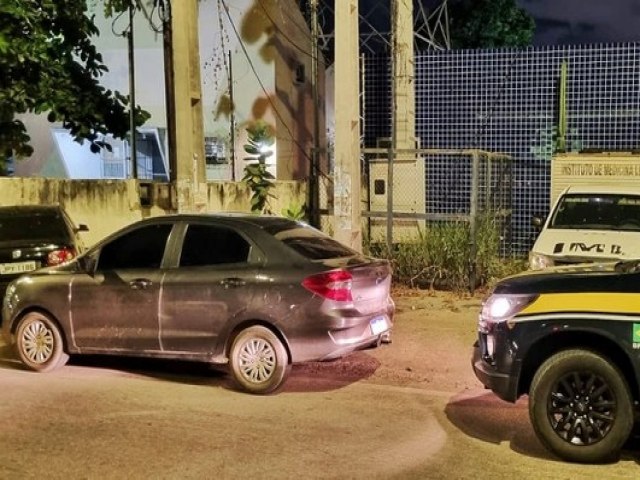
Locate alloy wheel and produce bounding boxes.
[547,370,616,446]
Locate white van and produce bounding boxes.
[529,185,640,269]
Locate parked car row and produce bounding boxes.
[5,203,640,465]
[0,208,394,395]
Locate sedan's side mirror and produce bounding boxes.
[531,215,544,230]
[78,252,98,274]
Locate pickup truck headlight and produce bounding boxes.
[479,293,538,360]
[481,293,539,324]
[529,252,554,270]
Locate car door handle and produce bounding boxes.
[220,278,246,288]
[129,278,153,290]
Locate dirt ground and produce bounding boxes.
[377,287,482,390]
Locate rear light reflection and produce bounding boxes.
[47,247,76,266]
[302,270,353,301]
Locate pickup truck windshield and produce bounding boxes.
[550,193,640,230]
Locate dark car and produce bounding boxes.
[472,262,640,463]
[0,205,87,311]
[2,214,394,394]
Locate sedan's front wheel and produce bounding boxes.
[15,312,69,372]
[229,326,289,394]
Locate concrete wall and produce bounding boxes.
[0,178,306,247]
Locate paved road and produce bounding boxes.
[0,337,638,479]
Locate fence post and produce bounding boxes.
[469,150,480,293]
[486,153,492,209]
[386,145,394,253]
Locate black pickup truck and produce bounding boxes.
[472,261,640,463]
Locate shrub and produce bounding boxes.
[365,213,527,292]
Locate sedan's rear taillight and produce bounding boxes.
[47,247,76,266]
[302,270,353,302]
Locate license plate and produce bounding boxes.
[0,261,38,275]
[370,316,388,335]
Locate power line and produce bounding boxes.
[216,0,230,80]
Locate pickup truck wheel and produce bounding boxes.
[529,349,633,463]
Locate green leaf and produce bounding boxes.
[0,0,149,159]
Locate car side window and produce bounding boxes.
[179,224,250,267]
[98,224,172,270]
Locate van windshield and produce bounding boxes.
[550,194,640,231]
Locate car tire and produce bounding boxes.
[529,349,633,463]
[15,312,69,373]
[229,326,290,394]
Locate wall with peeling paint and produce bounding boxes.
[0,178,306,247]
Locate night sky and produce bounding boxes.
[518,0,640,45]
[352,0,640,46]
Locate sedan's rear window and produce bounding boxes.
[0,211,69,242]
[270,225,357,260]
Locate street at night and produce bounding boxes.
[0,291,637,479]
[3,0,640,477]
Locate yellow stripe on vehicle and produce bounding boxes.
[519,292,640,316]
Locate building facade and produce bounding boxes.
[14,0,324,185]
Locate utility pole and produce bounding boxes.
[127,1,138,179]
[387,0,424,248]
[392,0,416,155]
[334,0,362,251]
[162,0,176,183]
[169,0,206,212]
[228,50,236,180]
[309,0,321,228]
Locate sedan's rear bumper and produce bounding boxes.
[289,311,393,363]
[318,330,390,361]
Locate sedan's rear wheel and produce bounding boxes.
[15,312,68,372]
[529,349,633,463]
[229,326,289,394]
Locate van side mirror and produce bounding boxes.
[75,224,89,233]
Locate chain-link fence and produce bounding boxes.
[316,148,512,290]
[364,44,640,255]
[362,148,512,290]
